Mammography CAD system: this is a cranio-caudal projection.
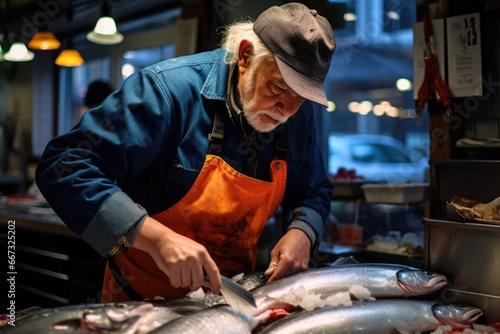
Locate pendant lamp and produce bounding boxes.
[55,40,84,67]
[86,1,123,45]
[3,42,34,62]
[28,30,61,50]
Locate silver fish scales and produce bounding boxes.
[149,304,258,334]
[250,263,448,315]
[255,299,483,334]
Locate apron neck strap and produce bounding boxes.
[208,110,290,176]
[208,109,225,156]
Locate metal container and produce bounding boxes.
[423,218,500,324]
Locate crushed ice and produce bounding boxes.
[279,284,374,311]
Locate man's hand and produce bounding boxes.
[264,228,311,282]
[132,216,222,294]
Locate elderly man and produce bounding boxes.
[36,2,336,302]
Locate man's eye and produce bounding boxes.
[272,83,285,93]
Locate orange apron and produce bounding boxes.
[100,113,288,302]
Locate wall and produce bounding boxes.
[0,61,33,177]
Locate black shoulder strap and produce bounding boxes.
[107,257,142,300]
[208,110,290,176]
[208,109,225,156]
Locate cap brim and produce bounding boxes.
[275,56,329,107]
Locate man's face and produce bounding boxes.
[238,59,305,133]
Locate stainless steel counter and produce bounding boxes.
[423,218,500,324]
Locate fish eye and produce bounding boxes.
[423,270,434,275]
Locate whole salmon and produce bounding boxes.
[6,299,210,334]
[256,299,483,334]
[150,304,259,334]
[251,263,447,314]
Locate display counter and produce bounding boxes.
[0,204,106,310]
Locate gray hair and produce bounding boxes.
[219,21,275,68]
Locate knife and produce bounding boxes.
[219,275,257,314]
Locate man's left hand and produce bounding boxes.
[264,228,311,282]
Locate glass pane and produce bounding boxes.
[120,44,175,81]
[58,58,111,135]
[325,0,427,182]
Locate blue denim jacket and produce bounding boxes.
[35,49,333,257]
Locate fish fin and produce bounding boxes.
[230,272,245,282]
[330,255,360,266]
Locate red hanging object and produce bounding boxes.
[416,3,453,117]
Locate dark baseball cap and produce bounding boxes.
[253,2,336,107]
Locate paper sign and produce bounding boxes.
[413,19,446,100]
[446,13,483,97]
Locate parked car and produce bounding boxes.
[328,134,428,183]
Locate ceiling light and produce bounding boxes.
[55,48,84,67]
[86,2,123,45]
[387,11,400,20]
[3,42,34,62]
[396,78,413,91]
[28,31,61,50]
[343,13,357,21]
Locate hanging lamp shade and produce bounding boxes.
[28,31,61,50]
[3,42,34,62]
[87,16,123,45]
[55,48,84,67]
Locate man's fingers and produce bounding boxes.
[168,269,182,288]
[189,264,206,291]
[204,263,221,294]
[266,260,288,282]
[264,261,277,279]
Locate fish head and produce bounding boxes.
[82,302,153,331]
[432,303,483,325]
[397,269,448,295]
[237,272,269,291]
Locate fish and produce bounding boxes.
[149,304,259,334]
[250,263,448,315]
[6,299,210,334]
[233,272,269,291]
[255,299,483,334]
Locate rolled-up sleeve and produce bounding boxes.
[81,191,148,257]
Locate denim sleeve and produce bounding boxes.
[81,191,148,257]
[35,68,173,253]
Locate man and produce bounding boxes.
[35,2,335,302]
[84,80,114,110]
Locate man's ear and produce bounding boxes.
[238,40,253,70]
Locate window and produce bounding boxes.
[321,0,426,182]
[121,44,175,81]
[56,23,177,135]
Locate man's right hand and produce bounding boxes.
[132,216,222,294]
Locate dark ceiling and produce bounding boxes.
[0,0,180,44]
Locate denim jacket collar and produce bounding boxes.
[200,49,230,102]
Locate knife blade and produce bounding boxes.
[219,275,257,314]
